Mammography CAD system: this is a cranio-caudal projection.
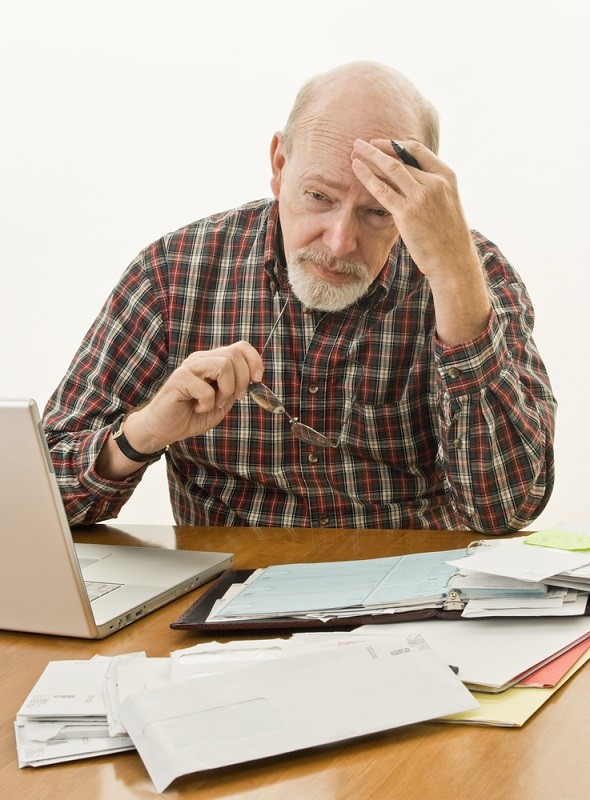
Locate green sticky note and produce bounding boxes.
[524,529,590,551]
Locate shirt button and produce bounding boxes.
[308,384,319,394]
[453,438,462,449]
[302,306,312,314]
[447,367,461,379]
[318,516,330,527]
[308,453,319,464]
[269,281,277,294]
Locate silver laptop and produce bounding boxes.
[0,399,234,638]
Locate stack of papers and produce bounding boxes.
[15,614,590,786]
[200,532,590,627]
[446,529,590,617]
[356,617,590,692]
[14,655,138,767]
[14,633,477,790]
[206,549,467,623]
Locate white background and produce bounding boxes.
[1,0,588,529]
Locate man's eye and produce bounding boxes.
[308,191,327,202]
[370,208,389,217]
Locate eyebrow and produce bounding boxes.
[300,173,350,192]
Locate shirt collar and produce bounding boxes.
[263,201,289,290]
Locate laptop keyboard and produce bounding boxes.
[85,581,123,601]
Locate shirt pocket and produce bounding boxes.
[341,394,439,475]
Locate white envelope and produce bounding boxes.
[14,723,133,767]
[120,634,477,792]
[356,617,590,691]
[16,659,111,721]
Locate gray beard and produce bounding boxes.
[286,249,373,312]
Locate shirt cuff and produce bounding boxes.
[433,309,510,396]
[77,425,149,496]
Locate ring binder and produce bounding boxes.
[442,589,465,611]
[466,539,499,556]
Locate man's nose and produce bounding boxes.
[321,211,358,258]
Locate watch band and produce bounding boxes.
[111,415,167,463]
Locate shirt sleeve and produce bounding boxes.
[42,241,170,525]
[432,237,557,534]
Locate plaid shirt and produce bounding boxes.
[44,199,556,533]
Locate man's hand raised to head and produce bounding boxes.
[351,138,491,347]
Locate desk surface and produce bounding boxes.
[1,525,588,800]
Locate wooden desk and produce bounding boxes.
[1,525,588,799]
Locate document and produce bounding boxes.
[14,656,136,766]
[16,658,112,722]
[119,633,477,792]
[461,592,587,618]
[207,549,467,621]
[14,725,133,767]
[441,645,590,727]
[447,536,590,583]
[15,652,170,767]
[517,637,590,686]
[355,616,590,691]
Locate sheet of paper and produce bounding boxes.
[103,652,147,736]
[524,529,590,551]
[447,537,590,582]
[450,571,548,597]
[461,594,588,618]
[355,616,590,690]
[119,634,477,792]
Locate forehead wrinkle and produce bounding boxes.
[288,117,395,209]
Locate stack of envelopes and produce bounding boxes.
[14,655,136,766]
[15,615,590,787]
[14,633,478,791]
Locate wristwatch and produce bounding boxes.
[111,414,167,463]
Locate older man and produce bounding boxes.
[44,61,556,533]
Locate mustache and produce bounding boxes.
[291,249,368,279]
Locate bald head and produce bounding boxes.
[282,61,439,155]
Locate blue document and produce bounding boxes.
[211,549,467,619]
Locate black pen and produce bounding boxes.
[390,139,421,170]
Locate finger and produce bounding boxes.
[211,341,263,401]
[371,138,447,175]
[228,340,265,386]
[179,372,218,413]
[351,157,406,213]
[351,139,417,196]
[195,341,263,405]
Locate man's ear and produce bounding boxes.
[270,132,285,199]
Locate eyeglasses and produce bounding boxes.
[249,381,337,447]
[248,298,341,448]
